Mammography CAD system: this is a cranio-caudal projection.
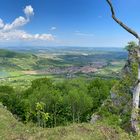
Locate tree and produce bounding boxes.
[0,86,14,107]
[88,79,111,111]
[125,42,138,52]
[29,78,64,127]
[65,86,92,123]
[106,0,140,133]
[35,102,49,127]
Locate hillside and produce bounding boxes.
[0,49,37,70]
[0,104,131,140]
[0,49,30,58]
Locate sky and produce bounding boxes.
[0,0,140,47]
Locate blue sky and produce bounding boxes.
[0,0,140,47]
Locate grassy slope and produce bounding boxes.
[0,49,38,70]
[0,105,133,140]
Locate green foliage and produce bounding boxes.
[64,87,92,123]
[125,41,138,52]
[0,77,112,128]
[0,85,15,107]
[88,78,115,111]
[35,102,49,127]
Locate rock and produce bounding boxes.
[90,114,100,124]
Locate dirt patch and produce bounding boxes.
[22,71,38,75]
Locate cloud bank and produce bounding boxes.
[0,5,54,42]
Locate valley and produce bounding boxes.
[0,47,127,88]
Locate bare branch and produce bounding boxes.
[106,0,140,39]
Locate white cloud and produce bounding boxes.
[0,30,54,41]
[24,5,34,17]
[21,32,54,41]
[3,5,34,31]
[3,16,28,31]
[0,19,4,28]
[0,5,54,42]
[50,27,56,30]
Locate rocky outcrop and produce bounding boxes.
[90,45,138,127]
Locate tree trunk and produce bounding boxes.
[54,104,57,127]
[72,105,75,123]
[131,41,140,133]
[77,112,80,123]
[131,83,140,132]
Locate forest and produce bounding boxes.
[0,78,114,127]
